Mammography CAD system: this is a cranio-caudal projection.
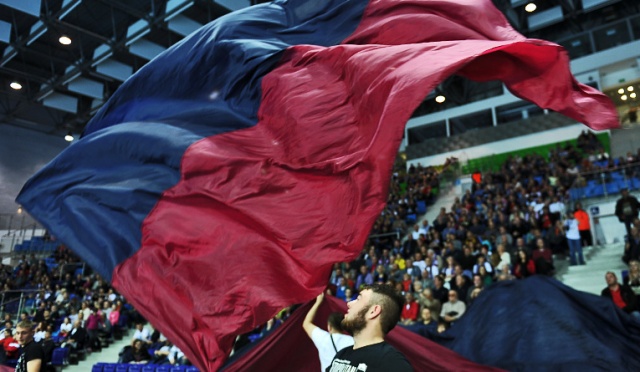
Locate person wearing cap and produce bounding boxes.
[615,188,640,237]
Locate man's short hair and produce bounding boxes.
[362,283,404,335]
[16,320,34,330]
[327,312,345,333]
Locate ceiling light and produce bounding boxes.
[631,93,637,99]
[618,88,625,94]
[17,206,22,215]
[435,95,446,103]
[621,95,628,101]
[525,3,537,12]
[59,35,72,45]
[629,86,635,92]
[10,82,22,90]
[64,132,74,142]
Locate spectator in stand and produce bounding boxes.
[432,276,448,305]
[615,188,640,237]
[513,250,536,279]
[417,288,441,321]
[132,322,151,344]
[59,317,72,338]
[33,322,46,343]
[85,308,102,351]
[372,265,388,283]
[574,203,593,247]
[478,265,493,287]
[532,238,554,276]
[451,275,470,304]
[547,221,567,255]
[494,244,511,274]
[15,320,44,372]
[0,321,13,341]
[601,272,639,318]
[2,329,19,360]
[472,255,493,276]
[400,292,419,325]
[121,339,151,364]
[466,274,484,305]
[355,265,374,291]
[440,290,466,325]
[564,212,585,266]
[39,330,55,370]
[624,260,640,295]
[624,227,640,264]
[63,320,87,353]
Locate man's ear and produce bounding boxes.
[368,304,382,320]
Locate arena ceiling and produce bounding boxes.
[0,0,637,139]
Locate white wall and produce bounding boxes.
[407,124,607,168]
[582,198,629,245]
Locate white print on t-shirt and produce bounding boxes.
[328,359,368,372]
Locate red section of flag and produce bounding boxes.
[112,1,618,370]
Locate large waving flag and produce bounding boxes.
[436,277,640,371]
[17,0,618,370]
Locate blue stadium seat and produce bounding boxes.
[632,178,640,190]
[141,366,156,372]
[51,347,67,366]
[128,365,142,372]
[116,365,128,372]
[584,185,603,198]
[170,367,187,372]
[185,367,199,372]
[92,365,104,372]
[103,365,116,372]
[406,214,417,224]
[605,182,619,195]
[155,366,171,372]
[416,200,427,215]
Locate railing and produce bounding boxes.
[0,289,42,323]
[58,262,86,279]
[556,14,640,60]
[568,161,640,200]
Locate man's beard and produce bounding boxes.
[341,305,370,335]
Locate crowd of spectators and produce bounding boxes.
[368,158,446,247]
[0,246,142,368]
[323,133,622,336]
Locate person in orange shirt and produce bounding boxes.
[574,203,593,247]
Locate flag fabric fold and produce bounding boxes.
[222,295,504,371]
[17,0,618,370]
[436,276,640,371]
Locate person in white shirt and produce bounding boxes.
[564,212,585,266]
[549,196,565,216]
[59,317,73,336]
[303,293,354,371]
[132,323,151,344]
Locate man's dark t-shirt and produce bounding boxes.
[16,340,44,372]
[326,342,413,372]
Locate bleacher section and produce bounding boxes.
[406,112,577,161]
[91,364,198,372]
[569,166,640,200]
[12,236,60,253]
